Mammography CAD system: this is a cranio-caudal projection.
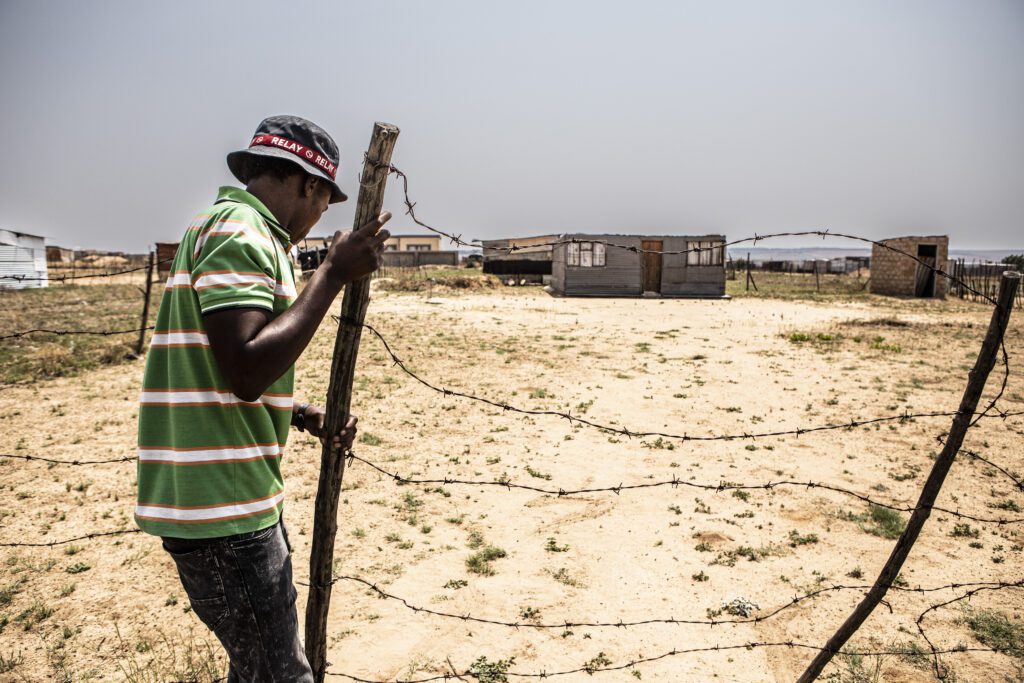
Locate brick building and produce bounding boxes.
[869,235,948,298]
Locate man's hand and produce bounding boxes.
[303,406,358,453]
[322,212,392,285]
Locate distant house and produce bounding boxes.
[0,230,48,289]
[550,234,727,298]
[384,234,442,252]
[480,234,557,284]
[298,232,457,272]
[156,242,180,281]
[46,245,74,263]
[870,235,948,298]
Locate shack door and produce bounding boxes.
[914,244,937,297]
[641,240,663,293]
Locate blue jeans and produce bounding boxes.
[161,519,314,682]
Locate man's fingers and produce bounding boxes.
[357,211,392,236]
[347,416,359,429]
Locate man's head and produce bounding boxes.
[226,115,348,240]
[240,155,333,240]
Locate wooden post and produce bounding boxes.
[304,122,400,682]
[814,260,821,292]
[797,270,1021,682]
[135,250,155,356]
[745,253,751,292]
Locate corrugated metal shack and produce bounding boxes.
[0,230,48,289]
[551,234,726,297]
[480,234,557,284]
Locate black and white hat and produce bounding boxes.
[227,115,348,203]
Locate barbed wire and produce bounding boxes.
[384,162,1001,306]
[0,257,172,283]
[325,640,1009,682]
[0,453,135,465]
[0,528,140,548]
[349,317,1023,444]
[914,579,1024,679]
[347,453,1024,526]
[0,326,154,342]
[311,574,1024,631]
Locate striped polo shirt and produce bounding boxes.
[135,186,297,539]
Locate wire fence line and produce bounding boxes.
[0,325,154,342]
[309,573,1024,631]
[0,528,141,548]
[0,257,173,283]
[325,642,1013,683]
[1,226,1021,680]
[343,453,1024,526]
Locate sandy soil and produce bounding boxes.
[0,288,1021,682]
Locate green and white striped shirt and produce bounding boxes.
[135,186,297,538]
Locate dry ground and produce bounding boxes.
[0,284,1022,682]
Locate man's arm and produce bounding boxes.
[204,212,391,401]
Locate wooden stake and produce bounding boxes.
[304,122,400,682]
[135,250,155,356]
[797,270,1021,682]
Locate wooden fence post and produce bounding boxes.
[304,122,400,682]
[797,270,1021,682]
[135,250,155,356]
[745,253,751,292]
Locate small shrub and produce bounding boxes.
[467,656,515,683]
[861,505,906,539]
[959,607,1024,658]
[466,546,507,575]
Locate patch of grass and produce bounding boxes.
[989,499,1022,513]
[467,530,485,549]
[14,600,52,631]
[358,432,383,447]
[788,530,819,547]
[467,656,515,683]
[519,606,541,620]
[466,546,507,575]
[65,562,91,574]
[949,523,979,538]
[583,652,612,674]
[550,567,584,588]
[525,465,552,480]
[959,607,1024,658]
[114,624,226,682]
[861,505,906,539]
[545,537,569,553]
[0,283,159,383]
[0,650,23,673]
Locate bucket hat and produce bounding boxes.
[227,115,348,203]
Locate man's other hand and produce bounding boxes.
[304,407,358,453]
[323,212,392,284]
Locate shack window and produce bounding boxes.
[687,241,724,266]
[567,241,605,267]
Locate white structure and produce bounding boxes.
[0,230,48,289]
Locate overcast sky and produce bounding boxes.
[1,0,1021,252]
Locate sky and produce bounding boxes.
[0,0,1021,253]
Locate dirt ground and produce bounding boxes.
[0,286,1022,682]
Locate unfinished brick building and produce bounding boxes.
[869,235,949,298]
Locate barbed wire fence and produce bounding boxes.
[0,178,1022,680]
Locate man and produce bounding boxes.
[135,115,391,681]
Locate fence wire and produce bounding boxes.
[0,217,1021,681]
